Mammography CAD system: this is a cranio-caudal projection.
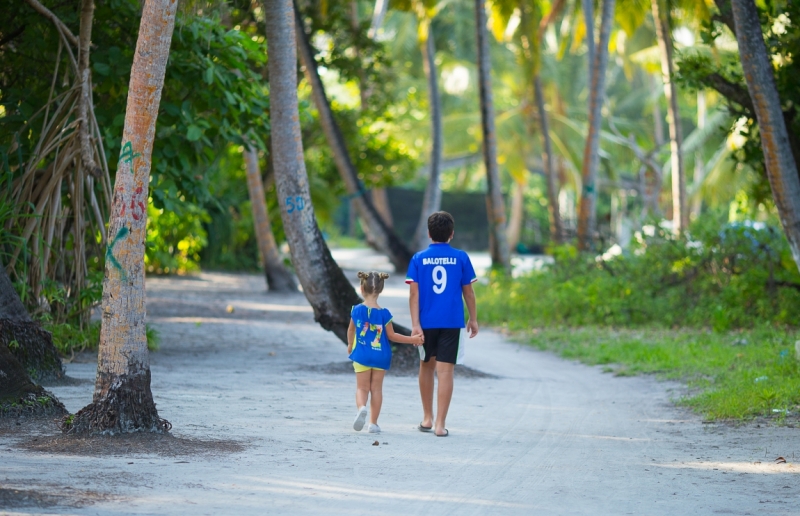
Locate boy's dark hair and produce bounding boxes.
[428,211,455,243]
[358,271,389,295]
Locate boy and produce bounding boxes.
[406,211,479,437]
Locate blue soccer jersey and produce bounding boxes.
[405,243,477,329]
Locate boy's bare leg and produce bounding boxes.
[419,358,437,427]
[434,361,454,435]
[369,369,385,424]
[355,370,371,409]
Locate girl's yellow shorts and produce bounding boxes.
[353,361,385,373]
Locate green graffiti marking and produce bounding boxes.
[119,141,141,169]
[106,226,129,281]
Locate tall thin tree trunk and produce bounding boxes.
[293,3,413,271]
[691,90,706,219]
[650,75,665,216]
[368,0,389,38]
[730,0,800,273]
[267,0,362,343]
[78,0,99,178]
[414,24,444,251]
[66,0,177,434]
[506,180,524,250]
[243,147,298,292]
[371,188,394,227]
[652,0,687,233]
[576,0,615,251]
[475,0,511,270]
[535,75,563,244]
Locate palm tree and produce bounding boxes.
[243,146,298,292]
[475,0,511,270]
[266,0,363,343]
[413,17,444,251]
[730,0,800,272]
[651,0,687,232]
[66,0,178,434]
[576,0,615,250]
[293,2,413,271]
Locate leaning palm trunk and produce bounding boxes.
[413,24,444,251]
[535,75,563,244]
[267,0,362,343]
[730,0,800,273]
[243,147,298,292]
[475,0,511,270]
[65,0,177,434]
[293,2,413,271]
[576,0,615,251]
[6,0,112,323]
[651,0,687,233]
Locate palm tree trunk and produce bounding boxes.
[293,2,413,271]
[66,0,177,434]
[581,0,594,83]
[0,261,64,383]
[651,0,687,233]
[78,0,100,178]
[368,0,389,38]
[475,0,511,270]
[730,0,800,272]
[243,147,298,292]
[691,90,706,219]
[414,24,444,251]
[535,75,563,244]
[576,0,615,251]
[267,0,362,343]
[506,180,524,250]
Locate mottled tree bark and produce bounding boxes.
[267,0,362,343]
[293,2,413,271]
[730,0,800,272]
[414,25,444,251]
[475,0,511,270]
[576,0,615,251]
[243,147,298,292]
[66,0,177,434]
[652,0,687,233]
[78,0,100,178]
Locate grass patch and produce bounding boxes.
[516,326,800,420]
[45,321,161,355]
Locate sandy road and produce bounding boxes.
[2,253,800,515]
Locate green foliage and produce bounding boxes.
[478,214,800,329]
[518,326,800,420]
[146,203,208,275]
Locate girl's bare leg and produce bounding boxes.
[356,370,371,409]
[369,369,386,424]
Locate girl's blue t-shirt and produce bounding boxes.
[349,304,393,370]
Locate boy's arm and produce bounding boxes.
[385,323,423,346]
[346,319,356,353]
[409,282,422,337]
[462,283,479,338]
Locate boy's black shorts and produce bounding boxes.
[420,328,460,364]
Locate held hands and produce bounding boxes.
[466,319,479,338]
[411,325,424,347]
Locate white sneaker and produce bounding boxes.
[353,406,368,431]
[368,423,381,433]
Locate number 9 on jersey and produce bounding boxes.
[432,265,447,294]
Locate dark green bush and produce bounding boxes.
[478,216,800,330]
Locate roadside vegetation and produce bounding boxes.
[477,213,800,421]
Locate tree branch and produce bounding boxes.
[24,0,79,47]
[0,25,26,48]
[705,72,755,114]
[713,0,736,35]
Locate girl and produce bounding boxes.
[347,271,423,433]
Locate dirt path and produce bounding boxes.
[2,253,799,515]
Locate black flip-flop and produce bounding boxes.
[418,423,432,432]
[435,429,449,437]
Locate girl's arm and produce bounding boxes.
[385,322,424,346]
[347,319,356,353]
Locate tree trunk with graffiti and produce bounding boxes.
[64,0,177,434]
